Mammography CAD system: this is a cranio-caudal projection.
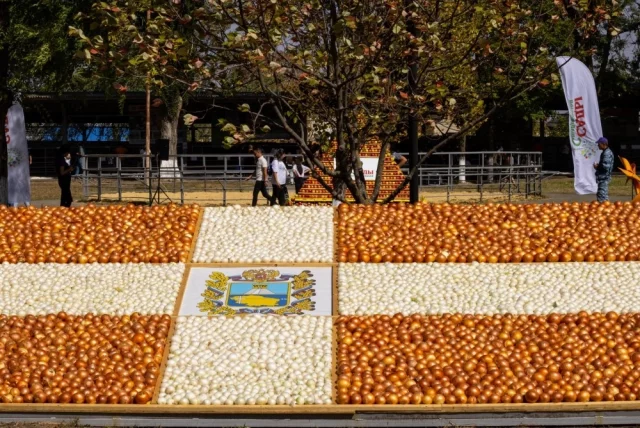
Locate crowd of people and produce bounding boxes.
[247,146,312,206]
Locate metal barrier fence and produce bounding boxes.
[77,151,544,205]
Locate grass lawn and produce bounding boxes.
[30,179,85,202]
[542,175,635,196]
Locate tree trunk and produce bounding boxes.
[61,104,68,144]
[596,31,613,95]
[0,102,9,206]
[332,175,348,203]
[158,89,183,157]
[333,147,352,202]
[488,117,495,151]
[351,141,370,204]
[0,1,11,205]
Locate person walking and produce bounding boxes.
[270,149,288,206]
[247,147,271,206]
[292,156,310,194]
[594,137,614,203]
[57,150,75,207]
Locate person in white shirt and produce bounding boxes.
[246,147,271,206]
[270,149,289,206]
[292,156,311,193]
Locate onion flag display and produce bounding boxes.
[5,103,31,205]
[556,57,603,195]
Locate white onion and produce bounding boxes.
[0,262,184,316]
[339,262,640,316]
[157,315,333,405]
[192,206,334,263]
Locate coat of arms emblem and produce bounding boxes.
[197,269,317,315]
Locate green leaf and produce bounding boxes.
[333,20,344,35]
[184,114,198,126]
[261,125,271,133]
[238,103,251,112]
[221,123,237,133]
[177,46,190,57]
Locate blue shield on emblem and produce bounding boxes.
[226,281,291,308]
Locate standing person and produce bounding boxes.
[57,150,75,207]
[73,146,84,176]
[310,143,323,160]
[246,147,270,206]
[292,156,310,194]
[139,148,146,169]
[594,137,614,203]
[391,147,407,168]
[270,149,288,206]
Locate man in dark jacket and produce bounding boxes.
[57,150,75,207]
[593,137,614,202]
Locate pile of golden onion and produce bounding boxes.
[336,313,640,404]
[0,204,200,263]
[0,313,169,404]
[337,201,640,263]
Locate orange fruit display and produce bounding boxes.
[0,204,200,263]
[337,201,640,263]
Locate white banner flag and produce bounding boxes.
[5,104,31,205]
[556,57,603,194]
[333,157,379,181]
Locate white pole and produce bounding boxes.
[459,136,466,183]
[488,155,494,183]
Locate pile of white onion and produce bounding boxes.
[339,262,640,316]
[192,206,334,263]
[158,316,333,405]
[0,263,184,316]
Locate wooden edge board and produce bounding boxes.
[333,206,339,263]
[188,262,336,268]
[332,264,339,317]
[187,207,205,263]
[331,315,338,405]
[172,265,192,317]
[151,316,179,404]
[4,402,640,414]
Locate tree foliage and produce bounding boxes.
[170,0,604,203]
[0,0,94,204]
[71,0,207,156]
[491,0,640,134]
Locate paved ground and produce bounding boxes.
[23,192,631,207]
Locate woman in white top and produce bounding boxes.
[270,149,289,206]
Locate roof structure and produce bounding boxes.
[293,138,410,204]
